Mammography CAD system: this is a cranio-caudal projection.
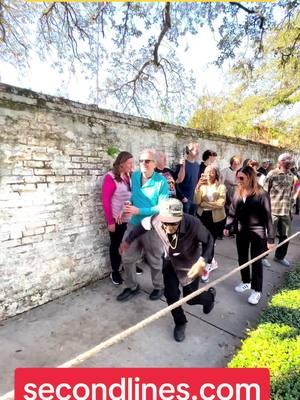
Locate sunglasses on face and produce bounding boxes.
[139,159,154,164]
[162,222,179,227]
[237,176,245,181]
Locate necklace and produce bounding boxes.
[168,233,179,250]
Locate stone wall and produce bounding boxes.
[0,83,291,320]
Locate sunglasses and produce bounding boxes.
[237,176,245,181]
[139,159,154,164]
[162,222,179,227]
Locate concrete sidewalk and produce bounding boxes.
[1,216,299,395]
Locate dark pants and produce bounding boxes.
[109,223,127,272]
[198,211,224,261]
[236,229,267,292]
[296,197,299,215]
[163,259,213,325]
[273,215,291,260]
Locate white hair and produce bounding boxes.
[278,153,292,162]
[140,148,159,162]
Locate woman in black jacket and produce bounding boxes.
[224,166,274,305]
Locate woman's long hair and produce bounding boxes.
[112,151,133,182]
[237,166,261,197]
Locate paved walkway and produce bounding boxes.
[0,216,299,395]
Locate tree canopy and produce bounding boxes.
[0,1,299,122]
[189,11,300,149]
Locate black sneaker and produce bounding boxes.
[110,271,123,285]
[173,323,186,342]
[203,287,216,314]
[149,288,164,300]
[117,286,140,302]
[136,266,143,275]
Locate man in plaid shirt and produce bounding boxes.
[263,153,296,266]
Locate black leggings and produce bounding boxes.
[198,211,224,262]
[109,223,127,272]
[236,229,267,292]
[163,259,214,325]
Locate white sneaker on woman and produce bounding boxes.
[234,282,251,293]
[248,291,262,305]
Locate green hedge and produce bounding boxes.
[228,266,300,400]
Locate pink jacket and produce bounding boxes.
[101,171,131,225]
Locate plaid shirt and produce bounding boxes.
[263,169,294,216]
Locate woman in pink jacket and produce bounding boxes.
[102,152,133,285]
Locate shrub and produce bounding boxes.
[228,266,300,399]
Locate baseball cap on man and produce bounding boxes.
[278,153,292,162]
[158,198,183,223]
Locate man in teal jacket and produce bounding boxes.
[117,148,169,302]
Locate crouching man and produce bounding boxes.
[120,198,216,342]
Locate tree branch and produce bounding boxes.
[92,2,108,38]
[153,2,171,66]
[42,3,56,18]
[280,31,300,65]
[230,2,265,29]
[121,2,131,47]
[230,2,265,53]
[0,0,6,42]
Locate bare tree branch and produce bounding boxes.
[230,1,265,28]
[280,31,300,65]
[153,2,171,66]
[109,2,172,112]
[230,2,265,52]
[42,3,56,18]
[92,2,108,38]
[0,2,6,42]
[121,2,131,47]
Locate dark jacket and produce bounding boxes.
[225,190,274,243]
[126,213,214,286]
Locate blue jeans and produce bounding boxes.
[182,200,196,216]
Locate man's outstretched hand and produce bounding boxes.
[187,258,206,279]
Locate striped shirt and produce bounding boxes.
[263,169,294,216]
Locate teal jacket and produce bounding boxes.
[130,170,169,225]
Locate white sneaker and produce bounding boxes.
[274,257,290,267]
[202,258,218,282]
[262,258,271,267]
[234,282,251,293]
[209,258,218,272]
[201,269,210,282]
[248,291,262,305]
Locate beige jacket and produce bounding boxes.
[194,183,226,222]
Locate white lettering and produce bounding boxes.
[176,383,190,400]
[159,383,175,400]
[109,378,125,400]
[24,383,37,400]
[56,383,72,400]
[236,383,261,400]
[200,383,215,400]
[217,383,234,400]
[73,383,90,400]
[39,383,54,400]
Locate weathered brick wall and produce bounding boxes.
[0,83,288,320]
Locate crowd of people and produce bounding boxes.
[101,144,299,342]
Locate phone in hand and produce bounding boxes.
[201,174,208,184]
